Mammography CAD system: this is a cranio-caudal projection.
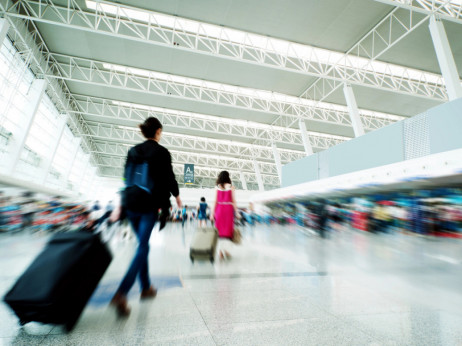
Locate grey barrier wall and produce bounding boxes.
[281,97,462,188]
[281,153,319,187]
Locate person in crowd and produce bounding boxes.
[211,171,238,260]
[110,117,182,317]
[106,200,114,213]
[182,205,188,228]
[92,200,101,211]
[197,197,208,228]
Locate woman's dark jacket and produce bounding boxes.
[124,140,179,210]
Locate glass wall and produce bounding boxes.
[0,37,97,198]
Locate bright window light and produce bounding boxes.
[88,1,443,86]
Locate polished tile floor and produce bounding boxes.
[1,222,462,345]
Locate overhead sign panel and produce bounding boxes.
[184,164,194,185]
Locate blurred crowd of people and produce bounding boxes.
[266,191,462,239]
[0,190,113,234]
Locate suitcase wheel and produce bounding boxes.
[19,319,28,326]
[65,321,77,333]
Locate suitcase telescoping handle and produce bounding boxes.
[94,219,119,243]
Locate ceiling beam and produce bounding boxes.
[373,0,462,25]
[299,5,434,111]
[98,164,280,188]
[96,150,279,175]
[40,53,402,130]
[2,0,447,101]
[86,124,307,164]
[72,95,349,148]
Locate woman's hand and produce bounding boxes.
[176,196,182,208]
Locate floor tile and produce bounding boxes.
[207,317,379,346]
[42,324,215,346]
[192,289,330,324]
[342,310,462,346]
[2,223,462,344]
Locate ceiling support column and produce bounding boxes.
[0,18,10,47]
[76,154,90,193]
[40,114,68,184]
[299,120,313,156]
[63,137,82,184]
[252,159,265,192]
[8,79,46,174]
[239,171,248,190]
[272,142,282,184]
[429,15,462,101]
[343,83,365,137]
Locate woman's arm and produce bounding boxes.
[231,186,238,213]
[210,189,218,220]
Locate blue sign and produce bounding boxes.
[184,164,194,184]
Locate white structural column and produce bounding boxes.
[343,83,365,137]
[272,142,282,184]
[0,18,10,46]
[8,79,47,174]
[252,159,265,191]
[86,173,97,198]
[429,15,462,101]
[299,120,314,156]
[40,114,68,184]
[63,137,82,183]
[239,171,248,190]
[76,156,90,193]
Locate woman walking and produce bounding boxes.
[211,171,238,260]
[110,117,182,316]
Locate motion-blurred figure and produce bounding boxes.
[197,197,208,228]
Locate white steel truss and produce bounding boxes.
[40,54,402,130]
[1,0,447,101]
[87,124,307,164]
[97,152,278,176]
[273,5,437,133]
[99,164,280,188]
[374,0,462,24]
[300,6,437,102]
[72,96,349,148]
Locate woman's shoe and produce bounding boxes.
[140,286,157,299]
[110,292,131,317]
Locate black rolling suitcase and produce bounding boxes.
[3,231,112,332]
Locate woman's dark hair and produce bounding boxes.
[139,117,163,139]
[201,197,206,202]
[216,170,232,187]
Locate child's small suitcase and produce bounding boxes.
[189,227,218,263]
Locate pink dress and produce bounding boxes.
[214,187,234,239]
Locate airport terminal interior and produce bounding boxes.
[2,0,462,345]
